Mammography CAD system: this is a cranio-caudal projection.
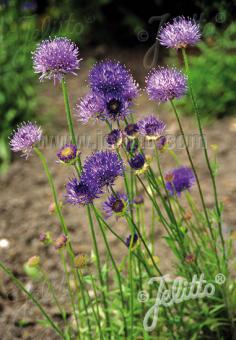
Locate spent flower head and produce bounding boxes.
[129,153,152,175]
[124,123,139,139]
[106,129,123,149]
[103,192,128,218]
[57,144,78,164]
[32,37,81,83]
[125,233,139,249]
[9,122,42,159]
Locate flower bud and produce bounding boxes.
[39,232,52,245]
[54,234,68,249]
[27,256,40,267]
[74,254,89,269]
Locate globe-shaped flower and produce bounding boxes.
[32,37,81,82]
[106,129,123,149]
[159,16,201,49]
[65,178,101,206]
[88,59,139,99]
[146,67,187,102]
[57,144,78,164]
[81,150,124,189]
[9,122,42,158]
[165,166,195,196]
[75,92,105,123]
[103,192,128,218]
[138,116,166,140]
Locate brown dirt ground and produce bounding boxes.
[0,49,236,339]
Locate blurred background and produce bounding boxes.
[0,0,236,173]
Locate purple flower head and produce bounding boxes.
[165,166,196,196]
[57,144,78,164]
[65,178,101,206]
[138,115,166,140]
[124,123,139,139]
[146,67,187,102]
[75,92,105,124]
[159,16,201,49]
[82,150,124,189]
[104,94,131,121]
[129,153,145,170]
[103,192,128,218]
[156,135,167,151]
[32,37,81,83]
[88,59,139,99]
[126,139,138,154]
[9,122,42,159]
[106,129,123,149]
[125,233,139,248]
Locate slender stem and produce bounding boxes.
[61,78,82,172]
[92,204,128,337]
[76,269,101,338]
[128,237,134,339]
[86,205,111,336]
[169,100,221,268]
[182,48,225,261]
[0,261,65,339]
[125,213,162,276]
[34,147,67,234]
[60,251,81,337]
[42,270,67,324]
[61,78,76,145]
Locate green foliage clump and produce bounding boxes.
[0,1,37,173]
[177,23,236,122]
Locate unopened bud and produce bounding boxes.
[185,254,196,264]
[54,234,68,249]
[74,254,89,268]
[39,232,52,245]
[48,201,62,214]
[27,256,40,267]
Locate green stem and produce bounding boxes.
[0,261,65,339]
[169,100,221,269]
[61,78,82,171]
[61,78,76,145]
[60,251,81,337]
[128,237,134,339]
[182,48,225,261]
[34,147,67,234]
[42,270,67,325]
[86,205,111,336]
[92,204,128,337]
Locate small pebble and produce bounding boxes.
[0,239,9,249]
